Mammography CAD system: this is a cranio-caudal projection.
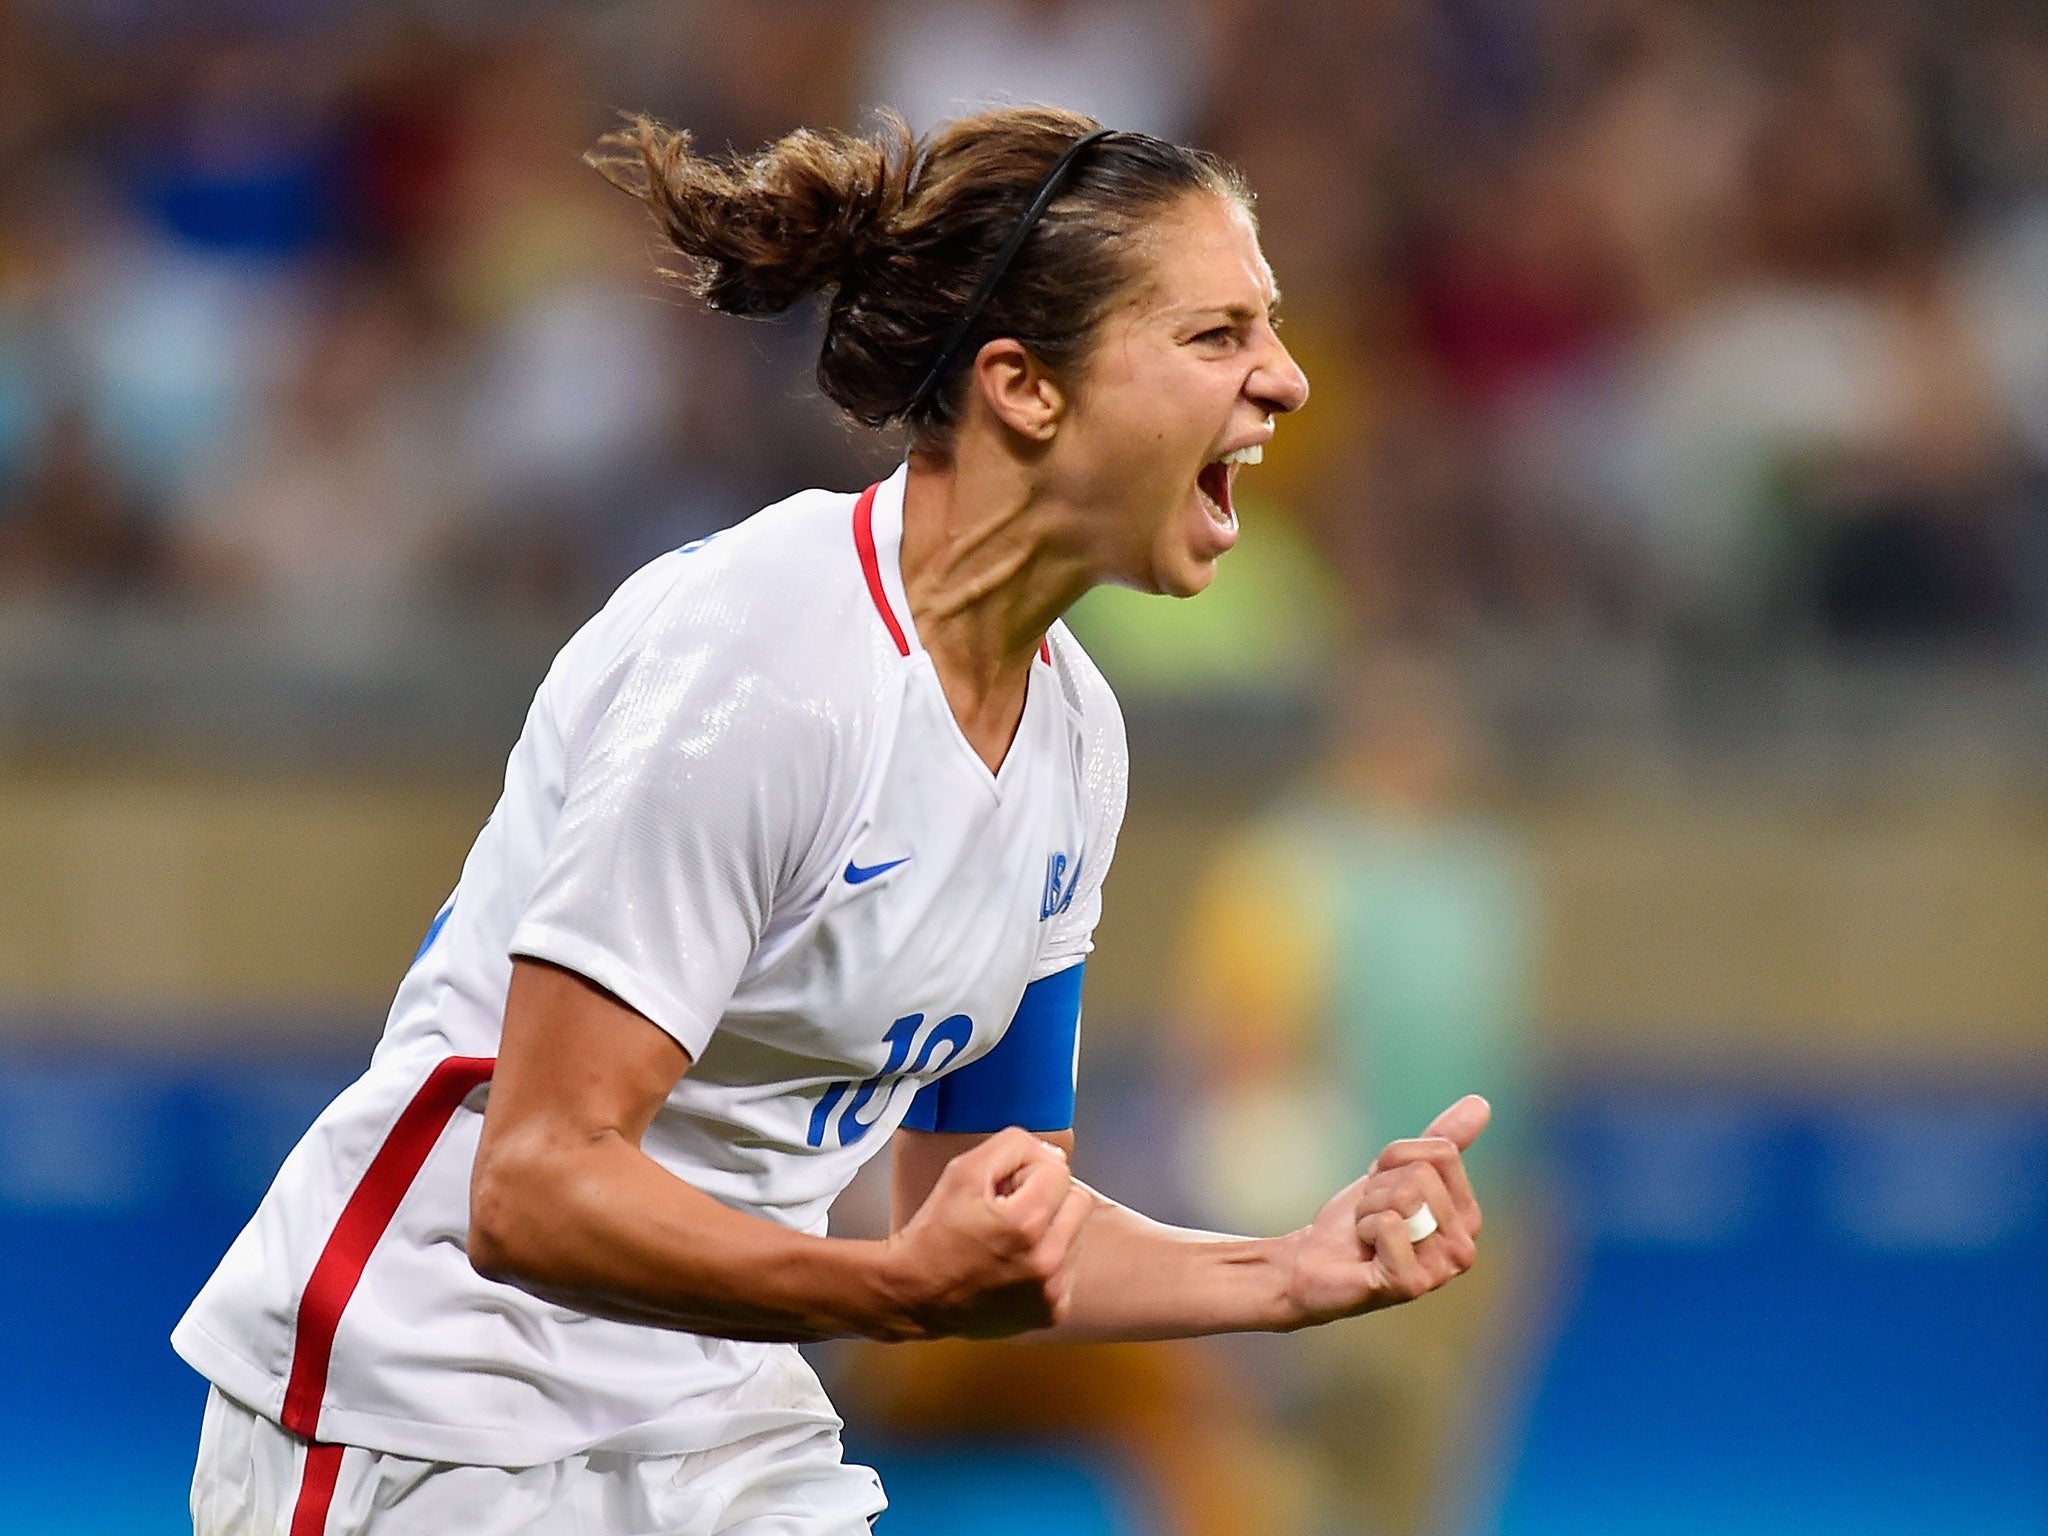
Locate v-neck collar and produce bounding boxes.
[853,465,1052,792]
[854,465,1054,667]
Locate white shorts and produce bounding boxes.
[190,1386,887,1536]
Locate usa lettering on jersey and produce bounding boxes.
[1040,848,1084,921]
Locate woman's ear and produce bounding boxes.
[969,338,1065,442]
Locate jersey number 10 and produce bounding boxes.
[807,1012,974,1148]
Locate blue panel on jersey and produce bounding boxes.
[902,964,1084,1134]
[410,900,454,966]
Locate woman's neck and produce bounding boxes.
[898,445,1094,770]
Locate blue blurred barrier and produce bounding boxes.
[0,1049,362,1536]
[853,1442,1147,1535]
[3,1051,2042,1535]
[1499,1084,2048,1535]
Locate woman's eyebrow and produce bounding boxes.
[1181,294,1284,325]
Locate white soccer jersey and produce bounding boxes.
[173,464,1129,1467]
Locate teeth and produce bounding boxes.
[1218,444,1263,465]
[1197,477,1237,531]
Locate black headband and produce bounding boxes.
[900,127,1116,418]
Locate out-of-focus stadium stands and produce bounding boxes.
[4,1,2047,1533]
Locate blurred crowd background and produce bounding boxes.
[2,2,2045,1535]
[9,0,2048,644]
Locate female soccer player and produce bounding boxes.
[174,106,1489,1535]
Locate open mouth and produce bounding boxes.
[1196,443,1261,534]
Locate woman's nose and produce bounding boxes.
[1252,337,1310,416]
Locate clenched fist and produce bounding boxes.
[1281,1094,1490,1328]
[877,1126,1095,1338]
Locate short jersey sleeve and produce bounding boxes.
[509,581,838,1059]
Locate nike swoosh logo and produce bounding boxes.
[844,857,910,886]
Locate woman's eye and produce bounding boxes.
[1193,327,1235,345]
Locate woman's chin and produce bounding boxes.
[1149,536,1225,598]
[1116,491,1237,596]
[1182,562,1222,598]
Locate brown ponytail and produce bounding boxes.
[587,106,1248,444]
[586,117,913,320]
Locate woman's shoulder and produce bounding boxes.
[600,487,886,658]
[1043,621,1128,829]
[1043,620,1125,746]
[651,485,873,624]
[545,487,898,752]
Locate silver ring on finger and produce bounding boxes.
[1401,1205,1439,1243]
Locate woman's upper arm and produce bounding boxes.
[507,572,855,1066]
[480,958,693,1165]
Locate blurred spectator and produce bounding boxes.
[332,20,469,261]
[450,272,695,612]
[1498,14,2028,643]
[0,402,159,595]
[172,268,460,618]
[58,227,304,527]
[416,34,634,331]
[120,31,347,265]
[1403,140,1624,414]
[1175,652,1537,1536]
[864,0,1213,140]
[402,32,699,611]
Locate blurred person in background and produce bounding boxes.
[1661,21,2018,642]
[1483,1,2040,648]
[420,33,697,614]
[83,26,345,514]
[866,0,1214,142]
[0,171,162,595]
[171,268,462,621]
[0,402,160,597]
[1177,652,1537,1536]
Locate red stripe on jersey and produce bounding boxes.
[288,1440,345,1536]
[1038,637,1051,664]
[853,482,910,657]
[281,1055,496,1440]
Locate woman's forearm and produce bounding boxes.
[470,1127,924,1343]
[1024,1185,1306,1342]
[474,1144,1302,1345]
